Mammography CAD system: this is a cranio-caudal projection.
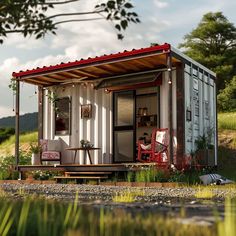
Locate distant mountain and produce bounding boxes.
[0,112,38,132]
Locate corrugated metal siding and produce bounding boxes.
[184,64,217,163]
[160,71,177,130]
[43,84,112,164]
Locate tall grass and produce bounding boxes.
[0,196,215,236]
[0,131,38,157]
[217,198,236,236]
[218,112,236,130]
[0,196,236,236]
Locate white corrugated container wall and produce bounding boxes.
[43,84,112,164]
[160,71,177,130]
[184,63,216,163]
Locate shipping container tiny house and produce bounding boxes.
[12,43,217,169]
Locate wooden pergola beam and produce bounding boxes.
[167,52,174,165]
[15,80,20,169]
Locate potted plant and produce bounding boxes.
[195,132,215,166]
[30,143,42,165]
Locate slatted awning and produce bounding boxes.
[12,43,181,87]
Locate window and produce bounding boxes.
[55,97,71,135]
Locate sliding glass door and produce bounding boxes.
[113,91,135,162]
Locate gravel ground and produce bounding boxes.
[0,183,236,202]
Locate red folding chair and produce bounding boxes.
[137,128,169,166]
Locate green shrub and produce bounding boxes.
[131,167,168,183]
[0,151,31,180]
[0,127,15,144]
[218,76,236,112]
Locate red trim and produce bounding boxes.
[12,44,171,78]
[106,77,162,92]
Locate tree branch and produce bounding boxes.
[53,17,104,25]
[46,10,104,20]
[43,0,80,4]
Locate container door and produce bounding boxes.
[113,91,135,162]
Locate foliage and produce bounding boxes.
[0,0,139,43]
[218,77,236,112]
[194,186,214,199]
[179,12,236,92]
[0,127,15,145]
[3,196,236,236]
[0,151,31,180]
[112,190,135,203]
[126,167,168,183]
[218,112,236,130]
[8,78,17,95]
[217,197,236,236]
[32,170,61,180]
[29,142,41,154]
[168,169,186,183]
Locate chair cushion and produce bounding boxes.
[40,139,61,152]
[41,151,60,160]
[156,130,166,143]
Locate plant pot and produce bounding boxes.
[31,153,41,165]
[207,149,215,166]
[196,149,208,166]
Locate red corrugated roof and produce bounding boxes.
[12,43,170,78]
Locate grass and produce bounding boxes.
[0,196,215,236]
[194,186,215,199]
[0,131,37,157]
[112,190,135,203]
[217,197,236,236]
[112,189,144,203]
[1,195,236,236]
[218,112,236,130]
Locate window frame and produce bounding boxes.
[54,96,71,136]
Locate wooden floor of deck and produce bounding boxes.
[18,163,157,173]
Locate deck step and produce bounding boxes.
[64,171,112,177]
[54,175,108,183]
[54,176,108,180]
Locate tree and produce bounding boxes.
[179,12,236,92]
[0,0,140,43]
[217,76,236,111]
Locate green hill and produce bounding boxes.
[0,112,38,132]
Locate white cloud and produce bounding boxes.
[153,0,169,9]
[0,106,14,118]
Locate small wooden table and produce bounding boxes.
[66,147,100,164]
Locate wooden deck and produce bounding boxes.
[17,163,132,173]
[18,163,158,173]
[17,163,158,180]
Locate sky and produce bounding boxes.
[0,0,236,118]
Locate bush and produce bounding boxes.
[0,150,31,180]
[218,76,236,112]
[0,127,15,144]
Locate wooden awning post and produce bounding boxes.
[38,86,44,142]
[167,52,174,165]
[15,80,20,168]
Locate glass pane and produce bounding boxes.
[55,97,71,135]
[114,131,134,162]
[115,92,134,126]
